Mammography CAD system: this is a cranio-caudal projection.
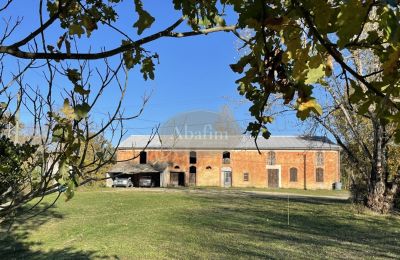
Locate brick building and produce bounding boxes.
[108,135,341,190]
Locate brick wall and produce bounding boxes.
[116,148,340,190]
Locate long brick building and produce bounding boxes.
[108,135,341,190]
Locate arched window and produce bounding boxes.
[290,167,298,182]
[267,151,276,165]
[189,166,197,173]
[189,151,197,164]
[222,151,230,164]
[139,151,147,164]
[316,167,324,182]
[174,165,180,169]
[316,152,324,167]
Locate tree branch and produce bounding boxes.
[0,21,235,60]
[293,0,400,111]
[9,0,71,48]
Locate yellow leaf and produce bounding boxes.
[62,99,76,120]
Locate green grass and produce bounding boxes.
[1,189,399,259]
[190,186,350,198]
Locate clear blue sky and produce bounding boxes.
[3,0,305,140]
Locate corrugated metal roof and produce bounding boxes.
[119,135,340,151]
[109,161,163,174]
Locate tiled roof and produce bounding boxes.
[119,135,340,151]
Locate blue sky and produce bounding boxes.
[2,0,305,140]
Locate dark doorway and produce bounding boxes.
[170,172,185,186]
[267,169,279,188]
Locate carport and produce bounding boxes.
[107,161,161,187]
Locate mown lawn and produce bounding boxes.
[1,189,399,259]
[191,186,350,198]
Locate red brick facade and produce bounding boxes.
[116,148,340,190]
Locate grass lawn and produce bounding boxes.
[190,186,350,198]
[1,188,399,259]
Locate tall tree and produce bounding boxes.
[306,48,400,213]
[228,0,400,213]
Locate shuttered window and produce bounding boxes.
[290,167,298,182]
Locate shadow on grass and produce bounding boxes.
[162,192,400,259]
[0,204,114,260]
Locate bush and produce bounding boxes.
[350,182,368,205]
[394,191,400,211]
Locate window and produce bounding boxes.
[289,167,298,182]
[189,166,196,173]
[243,172,249,182]
[267,151,276,165]
[189,151,197,164]
[222,151,230,164]
[139,151,147,164]
[206,166,212,170]
[316,152,324,167]
[316,168,324,182]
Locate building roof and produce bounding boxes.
[109,161,161,174]
[119,135,341,151]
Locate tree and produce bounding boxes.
[228,0,400,213]
[305,48,400,213]
[0,0,234,220]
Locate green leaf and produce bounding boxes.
[305,64,325,84]
[81,15,97,37]
[74,85,90,95]
[261,126,271,139]
[64,179,75,201]
[69,24,84,38]
[52,125,64,142]
[230,54,252,74]
[336,0,370,48]
[74,103,91,120]
[66,69,81,84]
[140,57,155,80]
[133,0,155,35]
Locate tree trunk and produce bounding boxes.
[366,180,395,213]
[365,120,398,213]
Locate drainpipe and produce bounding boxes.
[338,150,341,183]
[303,153,307,190]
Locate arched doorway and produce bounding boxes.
[189,166,196,186]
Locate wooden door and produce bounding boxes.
[267,169,279,188]
[170,172,179,186]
